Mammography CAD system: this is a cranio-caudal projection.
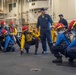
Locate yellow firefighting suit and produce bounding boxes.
[21,31,40,54]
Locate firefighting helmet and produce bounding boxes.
[2,29,7,35]
[1,21,5,25]
[9,22,14,25]
[55,23,65,30]
[68,20,76,30]
[22,26,28,32]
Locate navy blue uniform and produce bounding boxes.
[59,18,68,29]
[37,14,53,52]
[67,38,76,59]
[51,32,70,58]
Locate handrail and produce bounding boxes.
[28,0,47,2]
[28,16,36,23]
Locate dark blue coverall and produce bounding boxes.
[67,38,76,59]
[37,14,53,52]
[51,33,70,58]
[1,35,15,52]
[59,18,68,29]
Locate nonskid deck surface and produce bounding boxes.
[0,44,76,75]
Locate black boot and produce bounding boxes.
[20,51,23,55]
[0,46,2,51]
[3,49,6,52]
[11,47,15,52]
[68,58,74,63]
[35,52,38,55]
[26,49,29,54]
[52,57,62,63]
[35,49,38,55]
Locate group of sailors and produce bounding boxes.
[0,19,76,64]
[51,20,76,63]
[0,21,40,55]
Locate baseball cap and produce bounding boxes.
[40,8,45,11]
[59,14,63,17]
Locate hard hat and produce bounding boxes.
[22,26,28,32]
[1,21,5,25]
[55,23,65,30]
[9,22,14,25]
[68,20,76,30]
[2,29,7,34]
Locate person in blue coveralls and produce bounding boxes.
[0,21,10,50]
[0,21,10,33]
[66,20,76,63]
[36,8,53,54]
[1,29,15,52]
[51,23,70,63]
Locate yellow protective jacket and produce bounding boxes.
[51,28,57,43]
[9,28,17,36]
[21,31,40,49]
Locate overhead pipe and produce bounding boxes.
[3,0,5,21]
[1,0,3,11]
[12,0,14,21]
[17,0,19,20]
[52,0,54,19]
[20,0,23,25]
